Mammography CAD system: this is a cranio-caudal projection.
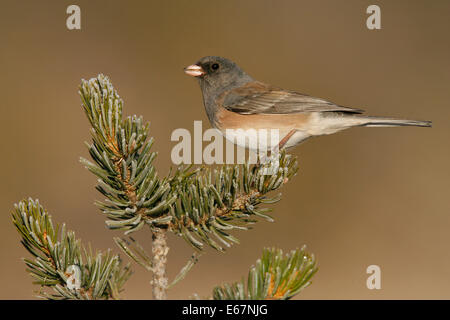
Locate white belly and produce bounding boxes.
[283,130,311,148]
[220,128,311,151]
[216,113,355,151]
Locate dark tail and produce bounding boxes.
[358,116,432,128]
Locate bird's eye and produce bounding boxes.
[211,63,219,71]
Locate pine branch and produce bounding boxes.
[12,198,132,300]
[213,247,318,300]
[167,154,298,252]
[79,75,176,235]
[80,74,298,253]
[79,75,305,298]
[13,74,317,300]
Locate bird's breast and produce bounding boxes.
[214,108,313,150]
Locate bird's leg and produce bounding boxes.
[258,129,296,171]
[277,129,296,150]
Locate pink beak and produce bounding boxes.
[184,64,205,77]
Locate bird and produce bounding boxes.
[184,56,431,153]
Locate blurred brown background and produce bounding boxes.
[1,0,449,299]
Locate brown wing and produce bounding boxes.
[220,81,364,115]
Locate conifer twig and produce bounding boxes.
[13,74,318,301]
[213,247,317,300]
[79,74,298,253]
[12,198,132,300]
[78,74,315,299]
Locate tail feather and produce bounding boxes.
[358,116,432,128]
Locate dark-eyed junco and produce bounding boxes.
[184,56,431,151]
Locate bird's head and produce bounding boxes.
[184,56,252,92]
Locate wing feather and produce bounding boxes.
[220,82,364,115]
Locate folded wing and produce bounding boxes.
[220,81,364,115]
